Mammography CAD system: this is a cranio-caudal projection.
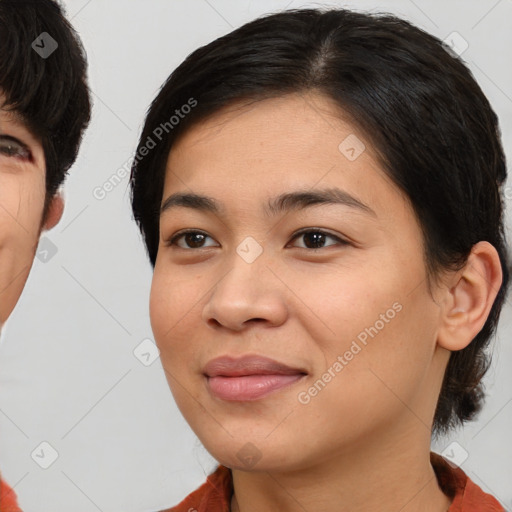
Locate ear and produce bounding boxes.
[42,192,65,231]
[437,241,503,351]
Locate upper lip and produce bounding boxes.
[203,355,307,377]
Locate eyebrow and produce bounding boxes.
[0,117,37,150]
[0,109,29,132]
[160,188,376,218]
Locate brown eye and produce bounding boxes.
[302,232,328,249]
[168,230,219,249]
[289,229,348,249]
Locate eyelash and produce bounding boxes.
[166,228,349,251]
[0,136,32,161]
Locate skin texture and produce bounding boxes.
[150,93,502,512]
[0,103,63,326]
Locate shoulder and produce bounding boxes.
[431,452,505,511]
[160,465,232,512]
[0,474,22,512]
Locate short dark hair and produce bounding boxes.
[130,8,510,434]
[0,0,91,214]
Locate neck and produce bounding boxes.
[230,426,451,512]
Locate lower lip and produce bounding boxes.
[206,374,304,401]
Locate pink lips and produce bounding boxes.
[204,355,306,401]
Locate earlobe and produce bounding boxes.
[437,241,503,352]
[42,192,65,231]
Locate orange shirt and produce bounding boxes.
[163,453,504,511]
[0,476,22,512]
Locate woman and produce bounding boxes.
[0,0,90,508]
[130,8,508,511]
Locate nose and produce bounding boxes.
[201,253,288,332]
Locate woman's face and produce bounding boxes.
[151,93,448,471]
[0,105,47,325]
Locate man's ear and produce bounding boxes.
[437,241,503,351]
[42,192,65,231]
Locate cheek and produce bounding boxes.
[149,264,212,421]
[297,255,437,393]
[0,173,45,237]
[0,173,45,322]
[278,258,400,354]
[149,263,206,359]
[298,276,439,436]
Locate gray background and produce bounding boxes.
[0,1,510,511]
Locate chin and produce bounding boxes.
[197,430,302,472]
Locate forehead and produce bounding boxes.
[172,95,362,169]
[164,93,387,198]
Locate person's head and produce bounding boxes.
[130,8,509,470]
[0,0,90,324]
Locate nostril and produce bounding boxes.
[207,318,223,328]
